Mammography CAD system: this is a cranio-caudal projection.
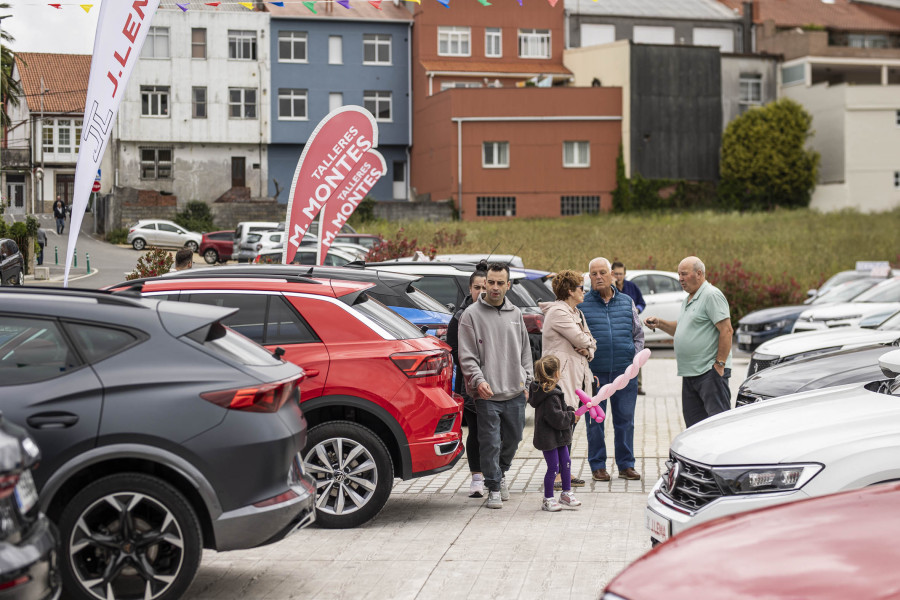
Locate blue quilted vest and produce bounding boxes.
[579,287,635,374]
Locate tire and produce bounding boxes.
[186,241,199,253]
[203,249,219,265]
[8,269,23,286]
[132,238,146,251]
[303,421,393,529]
[58,473,202,600]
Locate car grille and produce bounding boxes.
[748,356,780,375]
[659,455,723,513]
[736,392,766,407]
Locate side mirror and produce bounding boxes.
[446,303,456,312]
[878,349,900,379]
[272,347,286,360]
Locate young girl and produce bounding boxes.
[529,356,583,511]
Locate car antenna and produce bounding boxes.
[484,241,502,263]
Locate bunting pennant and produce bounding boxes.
[436,0,450,8]
[368,0,382,8]
[80,4,92,12]
[336,0,351,7]
[516,0,522,5]
[49,4,62,8]
[302,0,317,12]
[176,3,189,11]
[407,0,420,4]
[547,0,558,6]
[238,1,253,8]
[205,1,220,6]
[477,0,491,5]
[269,1,285,5]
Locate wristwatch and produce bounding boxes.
[714,360,726,367]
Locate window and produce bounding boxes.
[739,73,762,111]
[895,171,900,189]
[560,195,599,216]
[782,63,805,86]
[279,88,308,120]
[848,33,889,48]
[438,26,471,56]
[279,30,307,62]
[140,147,173,180]
[192,87,207,119]
[0,317,79,385]
[651,274,682,293]
[141,26,169,58]
[633,25,675,45]
[184,294,319,345]
[896,110,900,126]
[440,81,483,91]
[482,141,509,168]
[192,28,206,59]
[692,27,734,52]
[229,30,257,60]
[329,36,343,64]
[563,141,590,168]
[329,92,343,112]
[412,277,461,307]
[41,119,82,154]
[363,33,391,65]
[141,86,169,117]
[476,196,516,217]
[67,323,139,364]
[364,90,392,121]
[518,29,550,58]
[485,28,502,57]
[229,88,257,119]
[580,23,615,47]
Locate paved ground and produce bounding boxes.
[184,356,748,600]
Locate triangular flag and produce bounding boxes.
[547,0,558,5]
[205,1,220,6]
[80,4,92,12]
[303,1,317,12]
[368,0,382,8]
[336,0,350,7]
[48,4,62,8]
[406,0,421,4]
[517,0,522,5]
[269,1,285,5]
[176,2,189,11]
[436,0,450,7]
[239,2,253,9]
[477,0,491,5]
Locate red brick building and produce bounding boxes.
[410,0,622,219]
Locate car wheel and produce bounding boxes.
[8,269,23,286]
[186,241,199,253]
[304,421,393,529]
[58,473,202,600]
[132,238,146,251]
[203,249,219,264]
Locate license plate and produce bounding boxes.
[738,333,752,345]
[646,507,671,543]
[14,469,38,514]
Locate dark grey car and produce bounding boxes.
[0,238,24,286]
[0,288,315,600]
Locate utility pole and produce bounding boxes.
[39,75,48,213]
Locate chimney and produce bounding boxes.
[742,1,754,53]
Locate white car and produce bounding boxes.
[792,277,900,333]
[392,253,525,268]
[583,269,687,346]
[646,349,900,545]
[749,310,900,375]
[127,219,202,252]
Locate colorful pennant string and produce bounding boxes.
[40,0,569,10]
[302,0,317,12]
[48,3,61,7]
[368,0,382,8]
[477,0,491,5]
[270,1,285,5]
[205,2,221,6]
[80,4,92,12]
[176,3,189,11]
[336,0,351,8]
[436,0,449,8]
[238,1,253,8]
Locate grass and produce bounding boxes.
[359,208,900,289]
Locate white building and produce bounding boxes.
[113,4,271,205]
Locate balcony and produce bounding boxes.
[1,148,31,168]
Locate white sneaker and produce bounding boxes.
[499,477,510,501]
[559,491,582,507]
[542,497,561,512]
[469,475,484,498]
[486,490,503,509]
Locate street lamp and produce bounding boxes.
[0,14,12,209]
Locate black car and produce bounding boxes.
[736,341,900,407]
[0,287,315,600]
[0,238,24,286]
[0,415,60,599]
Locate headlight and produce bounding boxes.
[712,463,822,495]
[751,352,779,363]
[762,319,788,331]
[788,347,841,362]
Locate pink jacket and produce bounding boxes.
[540,301,597,409]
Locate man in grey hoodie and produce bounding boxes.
[458,263,534,509]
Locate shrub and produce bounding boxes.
[125,247,173,280]
[366,228,433,262]
[706,260,805,328]
[431,227,466,247]
[106,228,128,244]
[348,196,376,227]
[174,201,215,233]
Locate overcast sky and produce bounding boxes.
[6,1,101,55]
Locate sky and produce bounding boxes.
[5,1,102,55]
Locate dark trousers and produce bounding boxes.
[463,399,481,473]
[55,217,65,235]
[682,368,732,428]
[37,243,44,265]
[476,393,526,493]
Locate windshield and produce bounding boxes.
[879,311,900,331]
[818,270,869,294]
[186,322,282,367]
[406,286,452,314]
[855,279,900,303]
[811,278,880,305]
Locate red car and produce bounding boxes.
[603,482,900,600]
[200,230,235,264]
[110,274,463,528]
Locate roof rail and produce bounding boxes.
[0,286,149,308]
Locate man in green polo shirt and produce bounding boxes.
[643,256,734,427]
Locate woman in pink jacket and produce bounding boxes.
[540,269,597,488]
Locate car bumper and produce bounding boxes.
[792,321,828,333]
[736,328,789,352]
[0,513,61,600]
[645,477,810,543]
[233,250,258,263]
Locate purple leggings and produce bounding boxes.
[543,446,571,498]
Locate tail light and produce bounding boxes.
[523,313,544,334]
[391,349,452,390]
[0,473,19,500]
[200,375,304,413]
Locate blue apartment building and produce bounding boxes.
[268,2,412,203]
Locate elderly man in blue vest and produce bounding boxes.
[578,257,644,482]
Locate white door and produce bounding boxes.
[6,182,25,215]
[392,161,406,200]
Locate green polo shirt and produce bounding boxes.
[673,281,732,377]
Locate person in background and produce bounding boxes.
[612,261,647,394]
[53,197,66,235]
[174,248,194,271]
[447,263,488,498]
[36,224,46,266]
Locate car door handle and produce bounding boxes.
[304,369,320,378]
[26,413,79,429]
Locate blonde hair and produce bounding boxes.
[534,355,561,392]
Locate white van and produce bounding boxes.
[233,221,279,262]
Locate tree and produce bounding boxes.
[0,4,22,130]
[720,98,820,210]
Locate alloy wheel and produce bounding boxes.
[304,436,379,516]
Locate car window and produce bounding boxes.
[406,286,452,314]
[65,322,141,363]
[508,282,538,308]
[140,223,157,231]
[269,234,283,244]
[324,252,351,267]
[267,295,319,344]
[0,316,81,385]
[293,251,316,265]
[184,293,268,342]
[211,232,233,241]
[411,276,460,307]
[651,275,682,294]
[630,275,652,295]
[351,295,425,340]
[855,279,900,303]
[5,240,18,255]
[185,322,281,367]
[246,234,262,245]
[811,279,879,305]
[158,223,179,233]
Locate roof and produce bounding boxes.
[719,0,900,31]
[566,0,739,20]
[14,52,92,115]
[420,59,572,76]
[267,0,412,22]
